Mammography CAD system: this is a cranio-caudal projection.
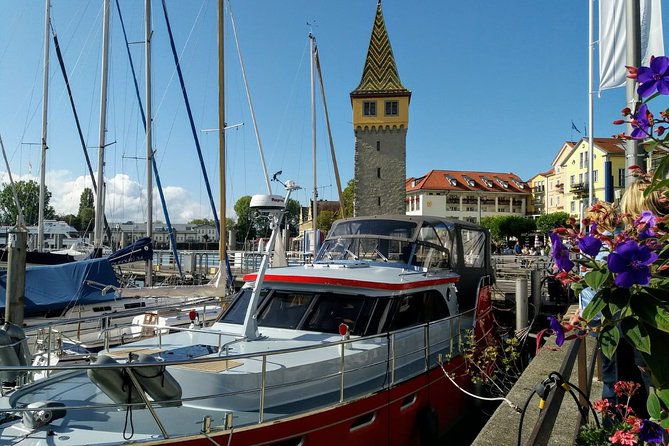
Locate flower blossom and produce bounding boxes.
[639,419,664,444]
[578,230,603,258]
[635,210,657,239]
[637,55,669,97]
[614,380,641,398]
[630,104,652,140]
[547,316,565,346]
[609,429,638,445]
[591,399,611,414]
[549,232,574,272]
[607,240,658,288]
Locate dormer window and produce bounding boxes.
[480,176,494,188]
[494,176,509,188]
[463,176,476,187]
[511,178,525,189]
[445,175,458,186]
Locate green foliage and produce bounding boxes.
[317,210,336,233]
[233,196,256,243]
[479,216,504,241]
[189,218,216,226]
[284,198,301,236]
[77,187,95,232]
[0,180,55,225]
[342,179,354,218]
[536,212,570,234]
[480,215,535,242]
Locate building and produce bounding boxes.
[527,169,552,217]
[405,170,531,223]
[561,138,626,215]
[350,1,410,216]
[544,141,574,214]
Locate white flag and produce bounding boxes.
[599,0,664,91]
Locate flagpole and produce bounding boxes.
[588,0,594,207]
[625,0,642,183]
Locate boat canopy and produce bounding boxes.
[0,258,120,316]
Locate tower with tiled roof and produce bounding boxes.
[350,0,410,216]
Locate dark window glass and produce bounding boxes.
[377,167,381,178]
[385,100,398,116]
[258,292,315,329]
[363,101,377,116]
[303,294,367,335]
[219,288,269,324]
[376,141,381,151]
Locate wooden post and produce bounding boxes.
[5,226,27,325]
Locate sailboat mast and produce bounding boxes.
[94,0,111,254]
[310,33,317,259]
[145,0,154,285]
[218,0,226,264]
[38,0,51,251]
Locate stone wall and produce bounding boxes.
[354,127,407,216]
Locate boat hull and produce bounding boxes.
[133,357,470,446]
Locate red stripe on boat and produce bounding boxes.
[241,273,459,290]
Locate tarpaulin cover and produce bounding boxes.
[0,258,120,316]
[108,237,153,265]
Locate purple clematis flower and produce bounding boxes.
[607,240,658,288]
[631,104,652,140]
[578,233,602,258]
[547,316,565,346]
[549,232,574,272]
[639,419,664,444]
[637,56,669,98]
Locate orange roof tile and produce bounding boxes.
[406,170,531,194]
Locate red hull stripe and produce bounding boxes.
[241,273,459,290]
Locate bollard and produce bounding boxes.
[515,277,528,335]
[531,269,542,317]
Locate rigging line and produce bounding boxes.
[160,0,220,234]
[52,33,112,243]
[0,1,29,64]
[227,0,271,194]
[152,0,207,121]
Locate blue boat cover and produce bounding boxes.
[108,237,153,265]
[0,258,120,316]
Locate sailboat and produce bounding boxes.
[0,3,498,444]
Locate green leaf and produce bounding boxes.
[582,290,607,322]
[631,292,669,333]
[621,318,651,354]
[599,325,620,359]
[584,270,610,291]
[607,288,631,318]
[648,392,662,420]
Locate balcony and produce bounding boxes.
[570,182,589,194]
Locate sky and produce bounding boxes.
[0,0,667,225]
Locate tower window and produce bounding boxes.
[385,100,398,116]
[378,196,381,206]
[363,101,377,116]
[376,141,380,151]
[377,167,381,178]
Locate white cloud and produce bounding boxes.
[1,169,209,224]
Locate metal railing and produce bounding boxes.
[0,309,474,438]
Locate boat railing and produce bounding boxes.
[1,308,477,437]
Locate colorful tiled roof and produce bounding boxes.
[351,1,409,96]
[406,170,530,194]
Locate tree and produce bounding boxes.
[189,218,216,226]
[498,216,536,241]
[233,196,256,244]
[0,180,55,225]
[77,188,95,232]
[317,210,337,233]
[342,179,355,218]
[284,198,301,236]
[536,212,571,234]
[480,215,505,242]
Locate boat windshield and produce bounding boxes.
[316,237,412,263]
[327,219,418,240]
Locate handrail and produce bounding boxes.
[0,309,476,437]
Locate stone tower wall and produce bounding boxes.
[354,127,407,216]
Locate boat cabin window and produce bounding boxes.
[258,292,315,329]
[318,237,411,264]
[461,229,487,268]
[218,287,269,324]
[328,219,417,240]
[302,294,369,335]
[389,291,450,330]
